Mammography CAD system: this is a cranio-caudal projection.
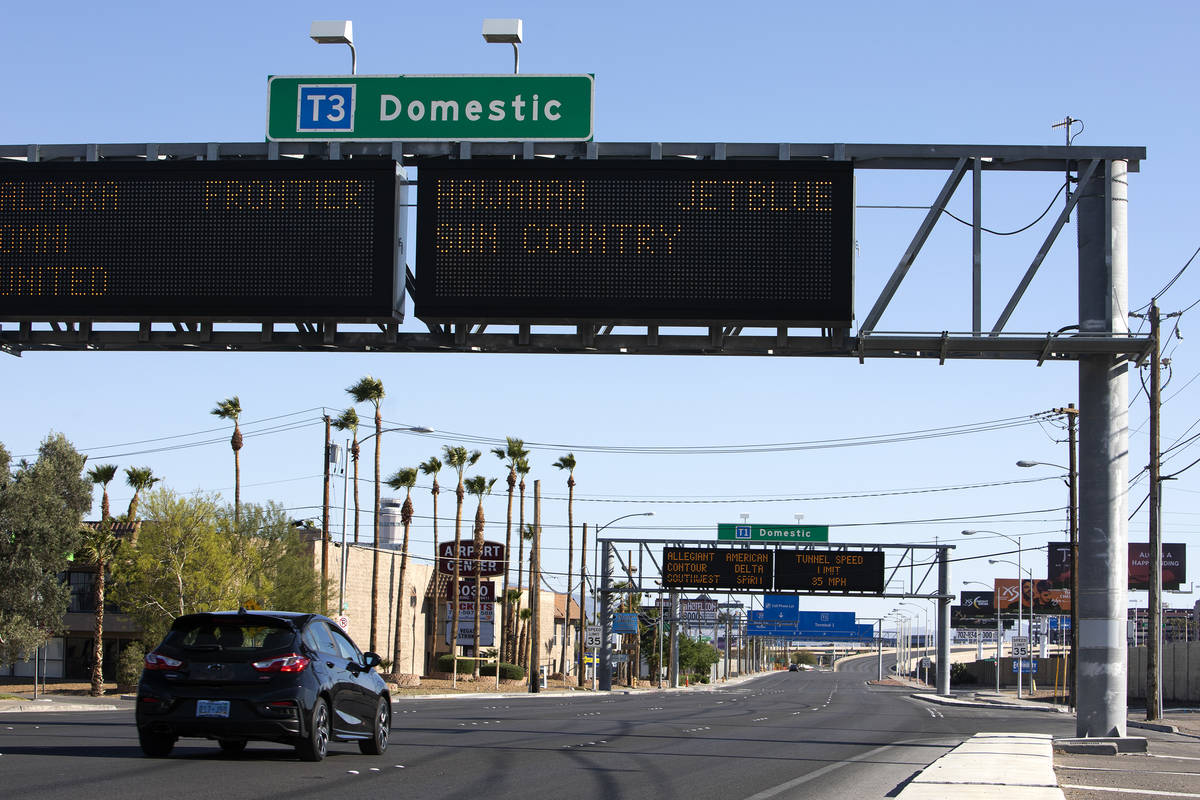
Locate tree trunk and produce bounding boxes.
[429,481,440,673]
[501,469,515,668]
[450,481,464,686]
[392,512,412,674]
[90,560,105,696]
[513,481,526,665]
[561,475,574,686]
[472,502,485,679]
[232,424,242,528]
[369,410,382,653]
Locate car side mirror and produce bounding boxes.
[362,651,381,669]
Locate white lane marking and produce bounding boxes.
[1149,754,1200,762]
[1060,785,1200,798]
[739,738,952,800]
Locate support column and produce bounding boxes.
[1076,159,1130,738]
[669,590,680,687]
[937,547,951,696]
[599,540,614,691]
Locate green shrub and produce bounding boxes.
[950,662,976,685]
[435,654,476,674]
[480,662,525,680]
[117,642,146,688]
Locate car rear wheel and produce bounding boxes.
[296,697,330,762]
[138,729,176,758]
[218,738,247,755]
[358,698,390,755]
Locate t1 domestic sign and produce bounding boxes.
[717,523,829,542]
[267,74,594,141]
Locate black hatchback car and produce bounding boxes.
[135,610,390,761]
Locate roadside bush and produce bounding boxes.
[480,662,525,680]
[950,662,976,685]
[435,654,476,674]
[117,643,146,689]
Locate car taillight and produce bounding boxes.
[252,653,310,673]
[144,652,184,670]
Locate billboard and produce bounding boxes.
[680,598,719,626]
[994,578,1071,614]
[959,590,995,616]
[0,160,404,321]
[951,605,1013,629]
[416,160,854,326]
[1129,542,1187,590]
[1047,541,1186,590]
[437,540,506,577]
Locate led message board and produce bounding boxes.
[0,160,403,321]
[661,547,772,590]
[415,160,853,324]
[773,549,885,593]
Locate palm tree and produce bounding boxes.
[464,475,497,678]
[553,452,577,685]
[443,445,480,684]
[210,396,243,526]
[419,456,443,669]
[124,466,160,521]
[84,463,119,697]
[331,409,361,545]
[88,464,118,521]
[511,456,531,664]
[490,437,528,664]
[386,467,418,676]
[347,376,385,652]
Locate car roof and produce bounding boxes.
[171,611,328,628]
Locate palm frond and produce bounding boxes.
[346,376,385,406]
[331,407,360,432]
[211,396,242,421]
[386,467,419,491]
[87,464,118,485]
[553,452,577,472]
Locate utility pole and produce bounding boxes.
[577,522,588,688]
[322,414,331,610]
[1147,301,1163,720]
[1053,403,1080,709]
[530,481,541,693]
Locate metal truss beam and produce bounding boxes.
[0,325,1152,362]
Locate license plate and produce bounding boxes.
[196,700,230,718]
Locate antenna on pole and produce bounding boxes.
[1052,116,1085,218]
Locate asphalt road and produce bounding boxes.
[0,666,1080,800]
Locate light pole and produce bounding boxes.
[901,601,930,685]
[965,579,1003,691]
[991,557,1034,698]
[963,529,1028,697]
[1018,457,1078,708]
[595,511,654,692]
[482,18,522,74]
[338,425,433,617]
[310,20,356,74]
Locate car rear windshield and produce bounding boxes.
[163,619,296,659]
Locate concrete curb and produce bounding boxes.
[1127,719,1200,740]
[0,699,124,714]
[909,693,1071,714]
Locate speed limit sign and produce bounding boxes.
[585,625,602,649]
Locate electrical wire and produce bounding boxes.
[940,182,1068,236]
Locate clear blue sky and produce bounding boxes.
[3,0,1198,633]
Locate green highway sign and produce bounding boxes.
[717,523,829,542]
[266,74,594,142]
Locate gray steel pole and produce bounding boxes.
[937,547,951,695]
[599,539,614,691]
[1076,158,1130,738]
[669,591,680,687]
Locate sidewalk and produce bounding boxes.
[896,732,1065,799]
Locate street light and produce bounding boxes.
[965,579,1003,691]
[901,601,930,685]
[310,20,356,75]
[963,529,1030,696]
[1018,457,1079,709]
[482,18,523,74]
[593,511,654,691]
[990,557,1034,699]
[337,425,435,614]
